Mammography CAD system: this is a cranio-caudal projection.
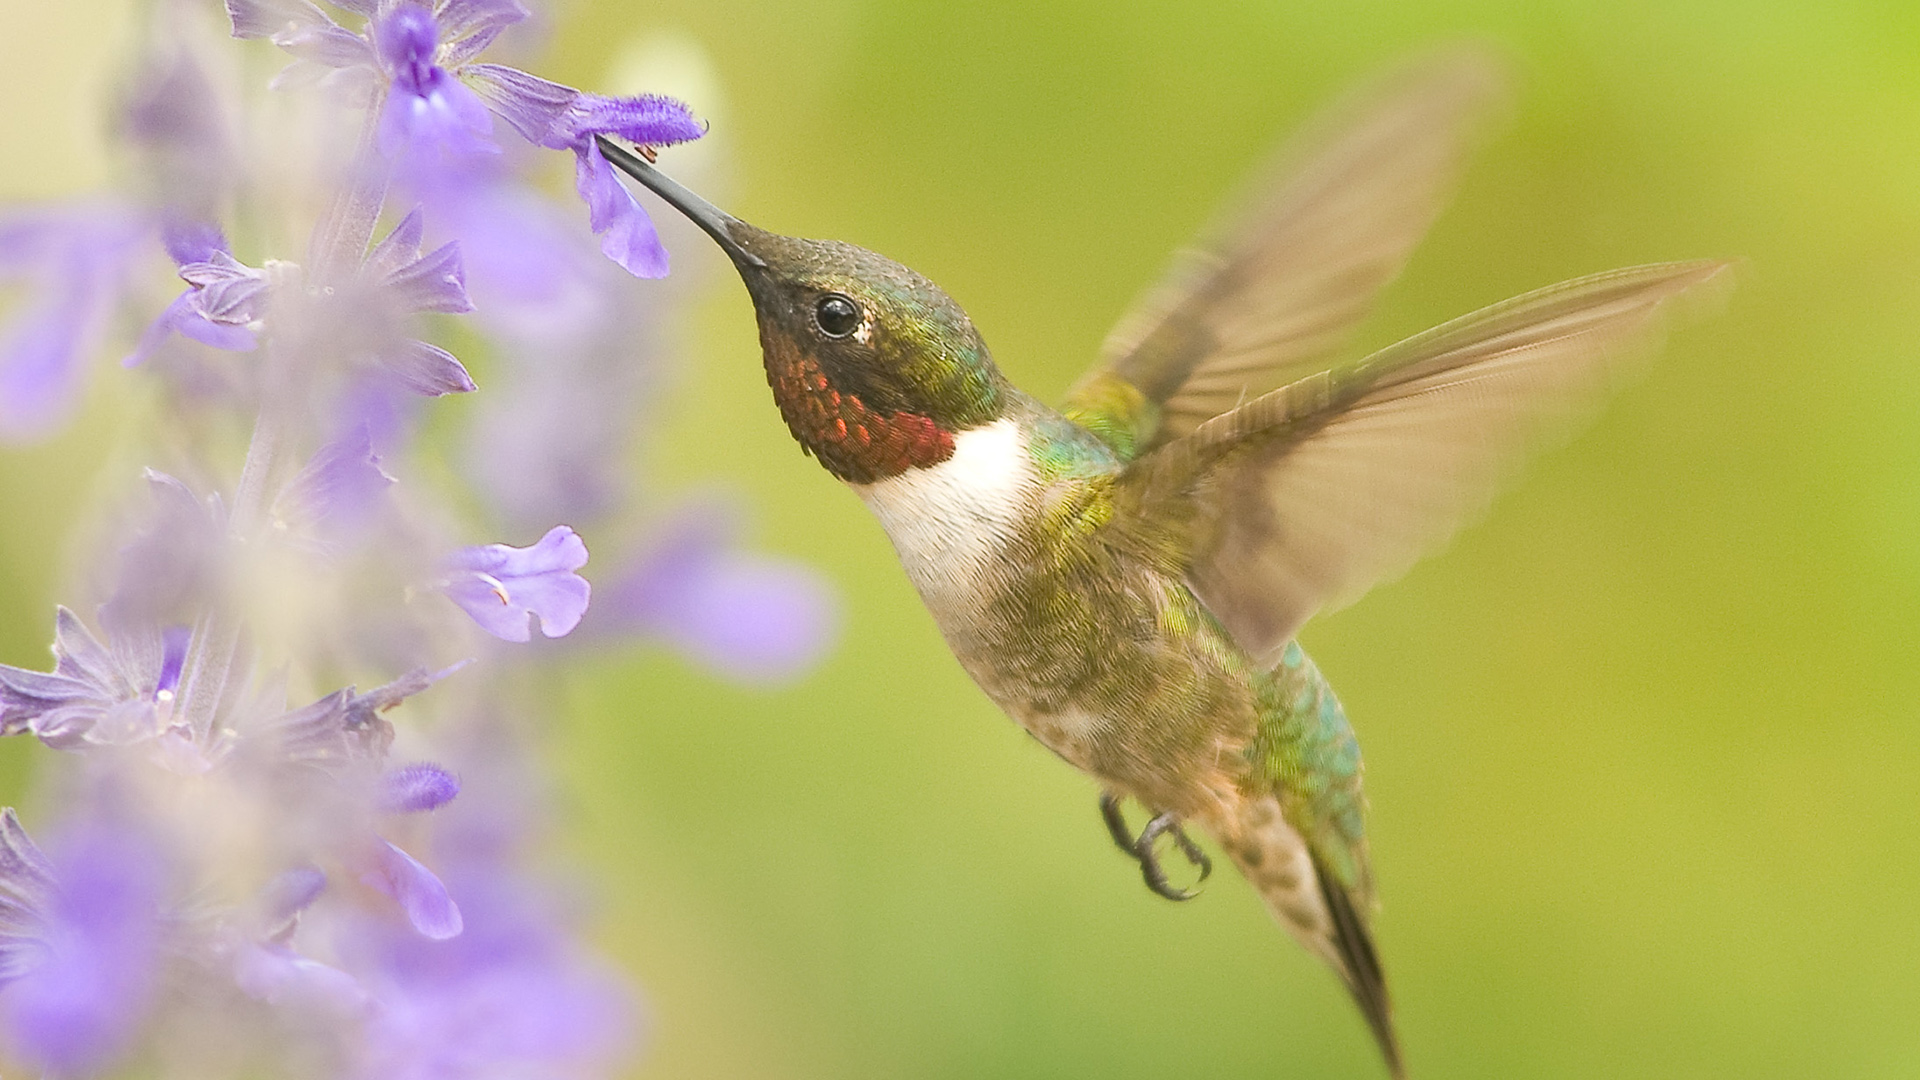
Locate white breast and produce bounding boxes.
[854,417,1114,748]
[852,418,1034,608]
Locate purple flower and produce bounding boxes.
[442,526,590,642]
[364,840,462,940]
[233,940,368,1012]
[274,425,398,545]
[0,204,147,438]
[342,748,636,1080]
[0,609,192,752]
[272,209,475,398]
[354,208,478,396]
[0,820,163,1078]
[120,48,238,218]
[0,810,55,982]
[381,763,460,814]
[238,675,467,941]
[466,67,703,277]
[231,869,365,1012]
[372,3,499,158]
[245,667,438,768]
[99,470,230,636]
[598,507,840,683]
[126,222,268,367]
[227,0,703,276]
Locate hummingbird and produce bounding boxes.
[598,51,1725,1077]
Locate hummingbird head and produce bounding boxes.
[597,139,1008,484]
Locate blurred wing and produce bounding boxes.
[1130,260,1730,666]
[1062,48,1510,460]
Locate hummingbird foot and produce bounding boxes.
[1098,792,1213,901]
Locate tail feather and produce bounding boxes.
[1219,795,1403,1078]
[1316,853,1403,1078]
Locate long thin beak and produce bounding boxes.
[594,136,767,270]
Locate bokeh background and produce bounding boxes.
[4,0,1919,1077]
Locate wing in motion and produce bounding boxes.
[1124,260,1731,666]
[1062,48,1510,459]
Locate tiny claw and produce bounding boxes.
[1099,791,1136,854]
[1097,793,1212,902]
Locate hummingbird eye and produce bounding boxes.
[814,293,862,339]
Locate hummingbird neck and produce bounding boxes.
[761,328,985,483]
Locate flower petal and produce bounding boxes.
[573,142,668,278]
[0,809,56,980]
[383,240,473,314]
[444,526,591,641]
[275,22,377,70]
[226,0,334,40]
[461,63,579,148]
[172,306,259,352]
[383,339,477,396]
[365,207,427,279]
[365,840,463,940]
[601,509,840,682]
[123,292,193,368]
[160,219,228,266]
[178,250,270,320]
[377,71,499,159]
[371,2,438,80]
[273,425,397,539]
[233,944,366,1012]
[436,0,530,67]
[259,865,328,926]
[381,763,461,814]
[562,92,704,148]
[0,827,162,1077]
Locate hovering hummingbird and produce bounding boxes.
[599,51,1725,1077]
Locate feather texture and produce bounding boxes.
[1133,260,1731,665]
[1063,48,1510,457]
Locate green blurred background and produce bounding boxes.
[6,0,1920,1077]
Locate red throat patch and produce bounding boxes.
[766,349,955,484]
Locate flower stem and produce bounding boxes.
[309,98,393,285]
[179,102,392,742]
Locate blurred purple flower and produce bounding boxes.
[245,666,437,768]
[356,208,478,396]
[0,810,55,982]
[0,819,163,1078]
[0,608,192,752]
[233,939,368,1013]
[364,840,462,940]
[598,507,839,683]
[262,864,330,928]
[274,425,398,545]
[236,674,467,941]
[381,763,460,814]
[0,204,147,438]
[100,470,230,635]
[232,867,365,1013]
[126,221,267,367]
[344,749,636,1080]
[442,526,590,642]
[404,157,611,346]
[227,0,703,276]
[120,47,238,218]
[410,161,648,526]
